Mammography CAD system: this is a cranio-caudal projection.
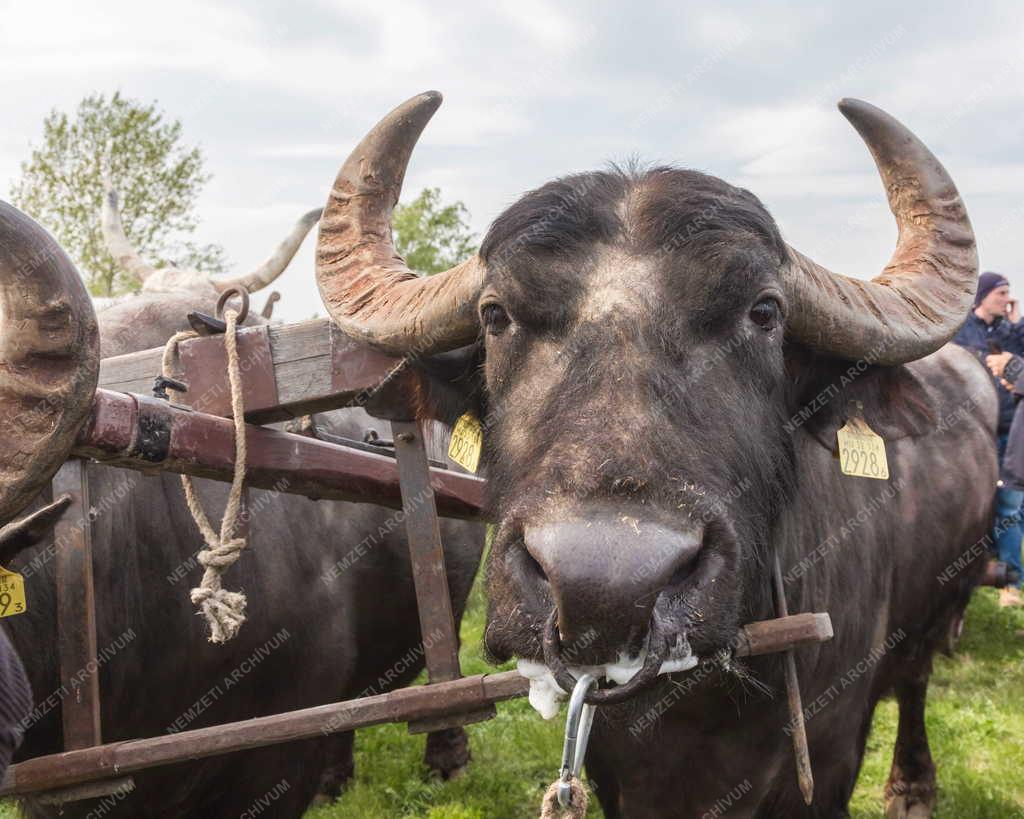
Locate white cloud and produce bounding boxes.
[2,0,1023,322]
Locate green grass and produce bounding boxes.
[311,583,1024,818]
[3,582,1021,817]
[849,589,1024,818]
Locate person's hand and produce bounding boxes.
[1009,299,1020,323]
[1002,377,1015,391]
[988,351,1014,377]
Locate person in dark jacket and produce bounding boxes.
[0,629,30,774]
[953,271,1024,432]
[955,271,1024,606]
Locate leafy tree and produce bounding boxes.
[11,92,226,296]
[393,187,476,275]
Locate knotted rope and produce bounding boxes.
[161,309,249,643]
[540,776,589,819]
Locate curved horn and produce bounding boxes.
[0,203,100,522]
[782,99,977,365]
[0,495,72,565]
[260,291,281,319]
[215,207,324,294]
[316,91,484,355]
[100,181,158,283]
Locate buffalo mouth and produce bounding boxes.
[487,513,742,713]
[540,608,696,705]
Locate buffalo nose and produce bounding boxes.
[523,510,702,657]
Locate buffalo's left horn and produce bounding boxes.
[316,91,484,355]
[214,207,324,294]
[783,99,977,365]
[100,181,159,284]
[0,203,99,523]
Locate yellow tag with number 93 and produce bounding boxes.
[837,418,889,480]
[0,567,26,618]
[448,413,483,473]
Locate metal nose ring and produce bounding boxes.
[558,673,598,808]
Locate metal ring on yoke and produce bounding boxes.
[215,286,250,324]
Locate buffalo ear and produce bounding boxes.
[785,344,938,450]
[406,343,486,426]
[0,495,74,566]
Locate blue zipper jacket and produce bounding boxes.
[952,312,1024,435]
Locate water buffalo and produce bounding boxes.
[1,191,486,817]
[313,92,993,817]
[0,204,99,781]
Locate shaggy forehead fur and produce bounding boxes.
[479,165,788,331]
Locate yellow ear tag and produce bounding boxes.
[0,567,27,618]
[448,413,484,473]
[837,414,889,480]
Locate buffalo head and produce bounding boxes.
[314,92,976,699]
[98,180,321,356]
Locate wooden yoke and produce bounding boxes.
[94,318,497,736]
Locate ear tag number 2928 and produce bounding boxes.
[837,412,889,481]
[0,567,27,618]
[448,413,483,473]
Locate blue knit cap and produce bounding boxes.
[975,271,1010,307]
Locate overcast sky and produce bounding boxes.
[2,0,1022,322]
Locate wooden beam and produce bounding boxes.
[0,613,832,797]
[72,390,485,520]
[0,671,530,796]
[393,421,462,683]
[51,460,102,750]
[98,319,414,424]
[391,420,497,733]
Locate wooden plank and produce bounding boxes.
[72,390,485,520]
[0,671,530,796]
[177,325,278,417]
[392,420,462,683]
[392,420,497,733]
[391,419,496,732]
[97,318,410,424]
[51,460,102,750]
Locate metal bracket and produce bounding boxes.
[152,375,188,401]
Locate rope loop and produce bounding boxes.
[162,308,250,643]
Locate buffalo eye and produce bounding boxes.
[481,302,511,335]
[749,297,781,331]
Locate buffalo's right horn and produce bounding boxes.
[0,203,99,522]
[316,91,484,355]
